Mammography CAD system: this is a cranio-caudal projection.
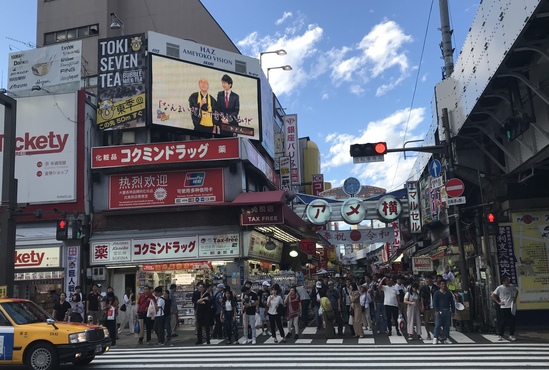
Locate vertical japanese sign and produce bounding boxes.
[390,220,401,259]
[279,156,291,191]
[283,114,301,187]
[406,181,422,233]
[496,225,518,285]
[312,174,324,196]
[64,246,80,297]
[97,33,147,130]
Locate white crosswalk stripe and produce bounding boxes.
[89,344,549,369]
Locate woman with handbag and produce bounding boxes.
[220,289,239,344]
[284,286,302,340]
[350,283,364,338]
[104,291,119,346]
[118,287,135,335]
[319,290,335,339]
[404,282,422,340]
[360,284,373,331]
[69,293,84,322]
[266,285,286,343]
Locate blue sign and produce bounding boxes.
[429,159,441,177]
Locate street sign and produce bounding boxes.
[431,176,444,189]
[447,196,466,205]
[353,156,384,163]
[429,159,442,177]
[446,178,465,197]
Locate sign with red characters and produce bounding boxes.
[142,261,212,271]
[91,137,240,169]
[108,168,224,209]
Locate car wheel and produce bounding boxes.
[72,355,95,366]
[25,343,59,370]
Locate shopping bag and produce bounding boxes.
[348,314,353,325]
[107,307,116,321]
[147,300,156,319]
[134,319,140,333]
[398,314,405,330]
[254,313,263,329]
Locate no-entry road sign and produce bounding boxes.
[446,178,465,198]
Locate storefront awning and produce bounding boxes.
[231,190,285,205]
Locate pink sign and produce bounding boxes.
[108,168,224,209]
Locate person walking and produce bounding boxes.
[266,285,286,343]
[220,289,239,345]
[103,291,119,346]
[296,284,310,328]
[118,287,135,335]
[319,290,335,339]
[373,283,386,334]
[136,285,156,345]
[162,289,173,342]
[69,293,84,323]
[195,282,211,345]
[491,276,519,341]
[326,281,343,335]
[432,279,455,344]
[420,275,438,340]
[168,284,179,338]
[349,283,364,338]
[241,283,259,344]
[404,283,422,340]
[212,283,225,340]
[284,286,302,340]
[378,276,402,336]
[359,284,373,331]
[152,286,166,346]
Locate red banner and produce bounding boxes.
[142,261,212,271]
[108,168,224,209]
[92,137,240,168]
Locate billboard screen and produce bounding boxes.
[151,54,261,140]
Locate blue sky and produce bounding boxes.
[1,0,480,193]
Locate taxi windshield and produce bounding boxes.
[1,301,54,325]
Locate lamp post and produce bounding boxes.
[110,13,125,35]
[0,92,17,297]
[267,65,292,80]
[259,49,287,67]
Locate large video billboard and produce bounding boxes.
[151,54,261,140]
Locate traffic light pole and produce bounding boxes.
[0,94,17,297]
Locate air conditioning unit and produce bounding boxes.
[92,267,106,280]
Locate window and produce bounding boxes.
[44,24,99,45]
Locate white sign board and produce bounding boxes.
[431,176,444,189]
[446,196,466,205]
[412,257,433,272]
[0,93,77,203]
[15,246,61,269]
[7,40,82,94]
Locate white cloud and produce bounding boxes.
[350,84,365,95]
[321,93,329,100]
[321,107,426,190]
[275,11,292,25]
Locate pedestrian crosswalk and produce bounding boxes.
[90,343,549,369]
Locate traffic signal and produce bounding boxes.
[72,219,82,239]
[486,212,498,235]
[56,219,68,240]
[350,142,387,157]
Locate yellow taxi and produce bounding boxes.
[0,297,110,370]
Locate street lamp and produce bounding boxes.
[267,65,292,80]
[0,92,17,298]
[259,49,287,67]
[110,13,125,35]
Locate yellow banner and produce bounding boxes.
[510,211,549,310]
[97,93,146,130]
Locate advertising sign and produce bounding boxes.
[283,114,301,186]
[406,181,422,233]
[241,204,284,226]
[279,156,291,191]
[376,195,402,223]
[151,54,260,140]
[97,33,147,130]
[507,211,549,310]
[91,137,240,169]
[248,231,283,263]
[312,174,324,196]
[108,168,224,209]
[133,236,198,261]
[318,227,393,245]
[143,261,212,272]
[7,40,82,93]
[244,139,279,186]
[198,233,239,257]
[412,257,433,272]
[64,246,80,296]
[0,94,77,203]
[14,247,61,269]
[91,241,131,264]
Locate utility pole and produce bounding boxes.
[0,93,17,297]
[439,0,455,78]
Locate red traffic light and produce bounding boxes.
[374,142,387,154]
[487,213,496,223]
[58,220,67,229]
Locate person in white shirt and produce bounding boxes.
[378,276,402,336]
[491,276,519,341]
[118,287,135,335]
[266,285,286,343]
[153,286,166,345]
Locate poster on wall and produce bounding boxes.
[133,236,199,262]
[97,33,147,130]
[108,168,224,209]
[505,211,549,310]
[151,54,260,140]
[247,231,283,263]
[198,233,239,257]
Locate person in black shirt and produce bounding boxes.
[86,284,102,324]
[163,290,172,341]
[52,292,71,321]
[419,275,439,340]
[195,282,211,345]
[241,285,259,344]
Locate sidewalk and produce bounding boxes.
[114,325,198,348]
